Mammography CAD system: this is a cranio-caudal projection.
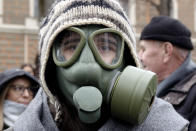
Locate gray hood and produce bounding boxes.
[0,68,40,94]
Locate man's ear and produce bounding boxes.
[162,42,173,63]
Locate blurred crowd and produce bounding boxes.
[0,0,196,131]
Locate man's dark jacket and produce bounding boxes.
[157,54,196,131]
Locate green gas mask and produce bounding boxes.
[52,25,157,125]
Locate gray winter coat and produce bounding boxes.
[8,88,188,131]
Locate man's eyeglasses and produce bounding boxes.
[9,85,34,96]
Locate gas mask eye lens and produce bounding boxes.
[93,32,123,65]
[53,27,124,69]
[58,31,81,61]
[53,27,86,67]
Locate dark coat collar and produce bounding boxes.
[157,53,196,97]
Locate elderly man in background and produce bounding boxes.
[139,16,196,131]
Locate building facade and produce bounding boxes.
[0,0,39,71]
[0,0,195,72]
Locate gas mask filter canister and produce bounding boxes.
[109,66,157,125]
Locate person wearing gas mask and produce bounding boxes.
[12,0,188,131]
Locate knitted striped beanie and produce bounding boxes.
[39,0,141,104]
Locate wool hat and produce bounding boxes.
[39,0,141,103]
[140,16,193,50]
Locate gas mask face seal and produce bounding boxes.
[52,26,124,69]
[52,26,125,124]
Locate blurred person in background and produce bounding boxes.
[139,16,196,130]
[20,63,35,76]
[0,69,39,130]
[33,54,40,79]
